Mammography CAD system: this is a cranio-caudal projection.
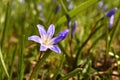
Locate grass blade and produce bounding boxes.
[52,54,65,80]
[110,14,120,47]
[1,2,10,48]
[18,35,25,80]
[56,0,99,25]
[75,24,103,66]
[59,68,81,80]
[9,44,17,80]
[34,52,50,76]
[0,48,9,78]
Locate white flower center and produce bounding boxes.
[41,35,53,46]
[43,38,49,45]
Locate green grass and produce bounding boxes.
[0,0,120,80]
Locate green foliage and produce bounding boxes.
[0,0,120,80]
[0,48,9,78]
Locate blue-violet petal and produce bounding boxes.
[106,8,118,17]
[40,45,47,51]
[108,15,114,29]
[53,30,69,44]
[49,45,61,53]
[37,24,46,38]
[72,21,77,37]
[47,24,55,38]
[28,35,41,43]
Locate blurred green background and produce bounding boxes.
[0,0,120,80]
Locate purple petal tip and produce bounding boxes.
[52,29,69,44]
[106,7,118,17]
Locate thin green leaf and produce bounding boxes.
[59,68,81,80]
[52,54,65,80]
[58,44,71,65]
[18,35,25,80]
[9,44,17,80]
[1,2,10,48]
[110,13,120,49]
[55,0,99,25]
[75,24,103,66]
[0,48,9,78]
[33,51,51,78]
[88,33,105,53]
[60,0,68,14]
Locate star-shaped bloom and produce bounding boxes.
[28,24,69,53]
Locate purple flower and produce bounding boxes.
[108,15,114,29]
[98,1,108,11]
[106,8,118,29]
[66,14,71,28]
[68,2,74,10]
[98,1,103,8]
[103,5,108,11]
[28,24,69,53]
[38,3,43,11]
[72,21,77,37]
[106,8,118,17]
[55,4,61,14]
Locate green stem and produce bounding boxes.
[18,35,25,80]
[29,54,41,80]
[75,24,103,67]
[59,68,81,80]
[0,48,9,78]
[9,44,17,80]
[55,0,99,26]
[52,54,65,80]
[109,14,120,47]
[58,44,71,65]
[29,51,51,80]
[1,2,10,48]
[87,33,105,53]
[60,0,68,14]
